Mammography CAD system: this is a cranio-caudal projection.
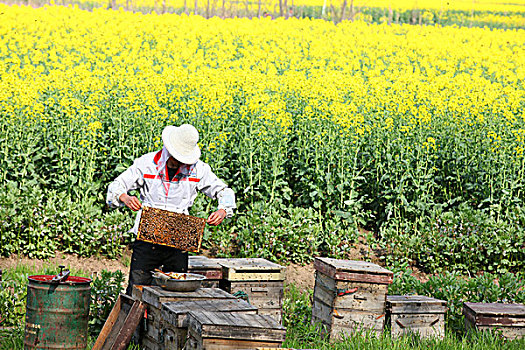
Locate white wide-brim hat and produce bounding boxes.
[162,124,201,165]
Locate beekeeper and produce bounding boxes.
[106,124,236,294]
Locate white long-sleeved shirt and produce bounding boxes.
[106,150,236,233]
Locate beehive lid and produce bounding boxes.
[142,286,235,309]
[188,256,223,279]
[314,257,393,284]
[219,258,285,281]
[387,295,447,314]
[161,299,257,327]
[463,302,525,326]
[187,311,286,342]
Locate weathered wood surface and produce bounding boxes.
[161,299,258,327]
[257,308,283,324]
[463,303,525,339]
[314,271,387,312]
[390,313,445,338]
[466,318,525,339]
[93,294,146,350]
[464,302,525,318]
[131,285,144,302]
[188,255,223,280]
[141,335,161,350]
[142,286,235,309]
[185,335,283,350]
[312,298,385,331]
[464,303,525,326]
[387,295,447,314]
[314,258,393,284]
[221,280,284,310]
[187,311,286,342]
[219,258,286,281]
[92,295,123,350]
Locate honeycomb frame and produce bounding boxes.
[136,206,206,252]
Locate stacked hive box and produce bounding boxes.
[463,302,525,339]
[161,299,258,349]
[386,295,447,338]
[185,311,286,350]
[140,286,237,350]
[188,256,223,288]
[312,257,393,338]
[219,258,286,323]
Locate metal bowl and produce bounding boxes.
[152,272,206,292]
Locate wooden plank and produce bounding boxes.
[464,302,525,317]
[258,308,282,324]
[315,260,392,284]
[100,297,132,349]
[219,258,284,271]
[163,299,258,328]
[142,286,235,309]
[131,285,144,301]
[219,258,285,281]
[196,337,282,350]
[92,295,123,350]
[312,298,385,331]
[92,294,146,350]
[390,314,445,339]
[141,335,161,350]
[476,325,525,339]
[223,271,286,282]
[387,295,447,314]
[313,272,336,307]
[312,298,333,326]
[188,310,285,332]
[110,300,146,350]
[315,257,393,276]
[222,280,283,310]
[188,256,223,279]
[330,324,383,339]
[314,272,387,312]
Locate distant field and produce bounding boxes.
[2,0,525,27]
[0,4,523,274]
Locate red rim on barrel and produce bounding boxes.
[28,275,92,285]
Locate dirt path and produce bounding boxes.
[0,252,319,290]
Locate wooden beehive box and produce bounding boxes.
[463,302,525,339]
[312,257,393,338]
[188,255,223,288]
[161,299,258,349]
[185,311,286,350]
[386,295,447,338]
[140,286,237,349]
[137,205,206,252]
[219,258,286,323]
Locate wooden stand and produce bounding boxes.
[312,257,393,338]
[185,311,286,350]
[161,299,258,349]
[188,256,223,288]
[140,287,237,349]
[463,302,525,339]
[218,258,286,323]
[387,295,447,338]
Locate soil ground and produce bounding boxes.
[0,247,428,290]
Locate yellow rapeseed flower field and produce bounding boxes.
[0,4,524,271]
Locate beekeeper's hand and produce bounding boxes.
[207,209,226,226]
[119,193,142,211]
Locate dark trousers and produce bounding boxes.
[126,240,188,295]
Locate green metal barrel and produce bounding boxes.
[24,275,91,350]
